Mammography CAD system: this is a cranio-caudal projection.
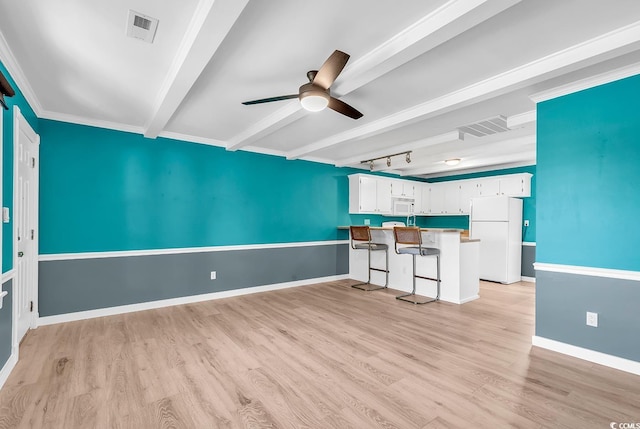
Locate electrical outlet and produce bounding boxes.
[210,271,217,280]
[364,219,370,225]
[524,219,530,227]
[586,311,598,327]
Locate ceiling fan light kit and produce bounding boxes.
[242,50,362,119]
[299,85,330,112]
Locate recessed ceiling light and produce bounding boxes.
[444,158,461,166]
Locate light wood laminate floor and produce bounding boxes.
[0,280,638,428]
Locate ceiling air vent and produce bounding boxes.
[458,115,510,137]
[126,10,158,43]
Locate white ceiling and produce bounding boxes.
[1,0,639,178]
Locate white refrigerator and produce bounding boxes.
[470,196,522,284]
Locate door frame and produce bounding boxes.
[12,106,39,353]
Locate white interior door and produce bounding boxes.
[13,107,39,345]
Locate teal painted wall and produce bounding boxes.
[39,120,375,253]
[536,74,640,361]
[422,165,536,242]
[1,60,38,272]
[537,74,640,271]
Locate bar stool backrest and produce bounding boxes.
[393,226,421,245]
[350,226,372,247]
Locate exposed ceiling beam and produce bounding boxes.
[225,0,521,152]
[226,101,304,151]
[335,131,463,168]
[399,135,536,176]
[286,21,640,160]
[506,110,536,129]
[143,0,249,138]
[420,160,536,179]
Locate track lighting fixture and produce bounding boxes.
[361,151,412,170]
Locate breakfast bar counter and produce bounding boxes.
[339,226,480,304]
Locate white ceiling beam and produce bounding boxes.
[225,0,521,151]
[335,131,463,168]
[421,160,536,179]
[399,135,536,176]
[506,110,536,129]
[403,151,536,177]
[144,0,249,138]
[286,21,640,160]
[226,101,304,151]
[529,62,640,103]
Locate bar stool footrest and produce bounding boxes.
[395,293,438,305]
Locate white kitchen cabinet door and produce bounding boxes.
[428,185,445,214]
[499,174,531,197]
[376,179,393,213]
[478,177,500,196]
[443,182,460,214]
[390,180,415,198]
[458,180,480,214]
[358,176,378,212]
[416,185,430,215]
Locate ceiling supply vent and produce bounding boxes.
[126,10,159,43]
[458,115,510,137]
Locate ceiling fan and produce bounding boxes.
[242,50,363,119]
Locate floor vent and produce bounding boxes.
[458,115,510,137]
[126,10,159,44]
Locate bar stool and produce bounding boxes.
[349,226,389,291]
[392,226,440,304]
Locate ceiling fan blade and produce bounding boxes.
[313,50,350,90]
[242,94,298,105]
[328,97,362,120]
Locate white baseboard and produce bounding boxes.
[532,336,640,376]
[0,350,18,391]
[38,274,349,326]
[454,294,480,304]
[521,276,536,283]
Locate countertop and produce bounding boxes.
[337,226,463,232]
[338,226,479,242]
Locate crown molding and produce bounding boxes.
[40,110,145,135]
[530,61,640,103]
[0,30,43,116]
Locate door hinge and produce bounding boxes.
[31,229,34,240]
[30,301,33,312]
[31,157,35,168]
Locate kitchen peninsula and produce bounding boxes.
[340,226,480,304]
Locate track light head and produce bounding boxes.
[406,152,411,163]
[386,157,391,167]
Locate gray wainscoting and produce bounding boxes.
[0,279,12,369]
[536,270,640,362]
[521,244,536,278]
[39,243,349,317]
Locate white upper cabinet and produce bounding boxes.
[428,185,445,214]
[497,174,532,197]
[414,184,430,215]
[390,180,416,198]
[478,177,500,196]
[348,173,531,216]
[458,180,481,214]
[348,174,393,214]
